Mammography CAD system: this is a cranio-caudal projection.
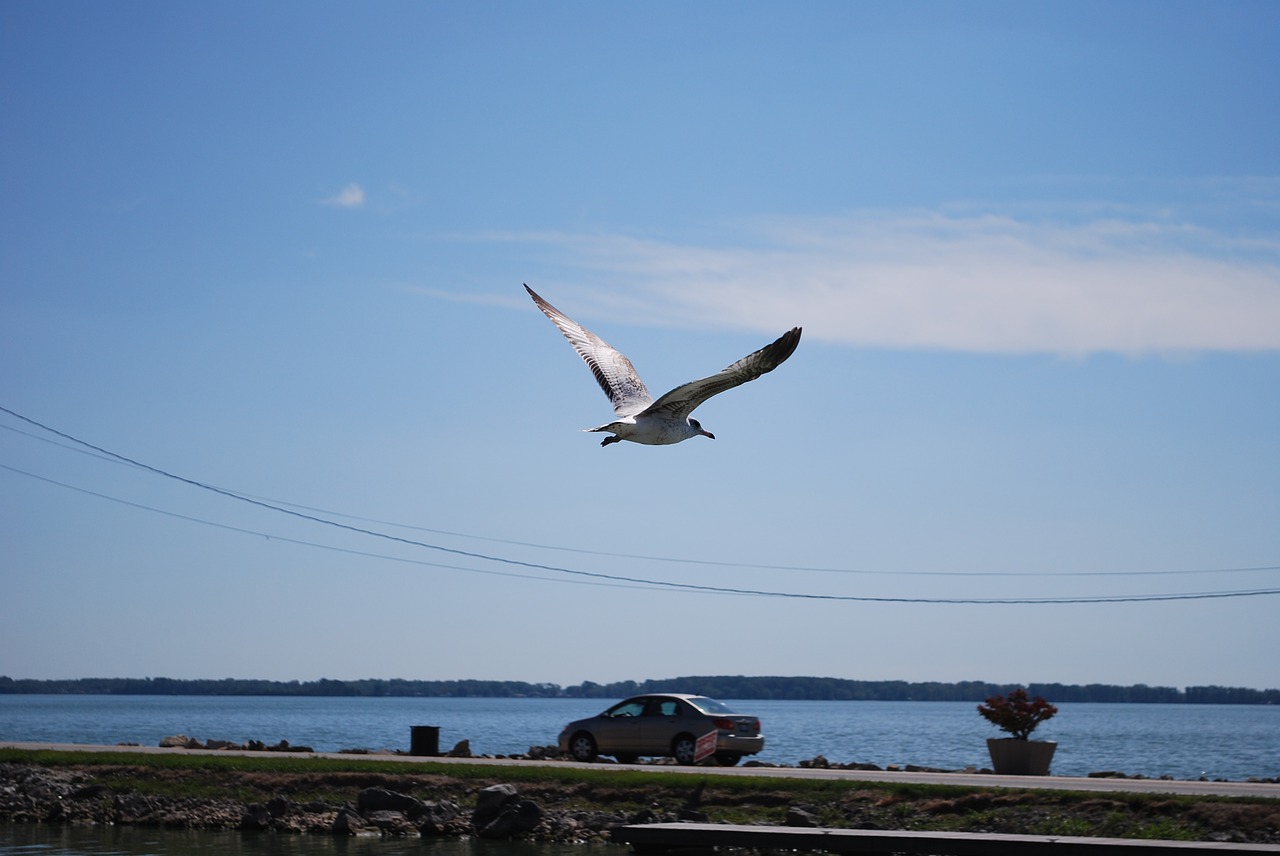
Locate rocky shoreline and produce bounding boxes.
[0,763,619,841]
[4,749,1280,846]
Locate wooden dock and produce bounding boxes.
[611,822,1280,855]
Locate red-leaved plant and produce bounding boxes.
[977,688,1058,740]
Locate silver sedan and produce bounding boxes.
[558,693,764,766]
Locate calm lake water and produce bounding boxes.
[1,694,1276,781]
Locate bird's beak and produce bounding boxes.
[701,429,716,439]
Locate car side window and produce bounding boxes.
[639,699,678,717]
[609,701,646,718]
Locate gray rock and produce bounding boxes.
[785,806,819,827]
[332,808,368,835]
[473,784,542,839]
[472,784,519,828]
[416,800,463,835]
[240,803,272,830]
[365,810,417,835]
[479,799,542,838]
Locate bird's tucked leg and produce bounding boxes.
[601,435,622,447]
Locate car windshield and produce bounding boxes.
[685,696,735,715]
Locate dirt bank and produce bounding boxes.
[3,761,1278,845]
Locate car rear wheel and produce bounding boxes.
[671,734,698,765]
[715,753,741,766]
[569,732,598,762]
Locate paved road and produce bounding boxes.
[4,742,1277,800]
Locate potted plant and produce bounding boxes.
[978,688,1058,775]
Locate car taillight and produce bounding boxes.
[711,718,734,730]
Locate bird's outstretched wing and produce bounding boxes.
[642,327,802,420]
[525,284,654,417]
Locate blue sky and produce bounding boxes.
[2,1,1278,691]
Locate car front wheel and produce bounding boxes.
[671,734,698,765]
[569,732,598,762]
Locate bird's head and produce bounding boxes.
[689,418,715,440]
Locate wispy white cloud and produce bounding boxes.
[494,211,1280,354]
[322,182,365,208]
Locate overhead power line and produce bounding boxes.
[4,418,1275,581]
[3,405,1279,605]
[0,463,653,592]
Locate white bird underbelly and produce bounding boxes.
[586,416,710,446]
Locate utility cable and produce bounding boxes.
[2,460,1280,601]
[3,416,1275,581]
[4,405,1279,605]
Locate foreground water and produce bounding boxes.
[0,825,626,856]
[1,695,1276,781]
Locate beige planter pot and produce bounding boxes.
[986,738,1056,775]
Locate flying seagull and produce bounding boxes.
[525,284,802,446]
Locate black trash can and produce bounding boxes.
[410,725,440,756]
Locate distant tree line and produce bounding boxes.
[560,677,1279,704]
[0,677,562,698]
[1,675,1276,704]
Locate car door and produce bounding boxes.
[592,698,646,754]
[638,697,685,753]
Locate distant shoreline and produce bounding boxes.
[3,675,1277,703]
